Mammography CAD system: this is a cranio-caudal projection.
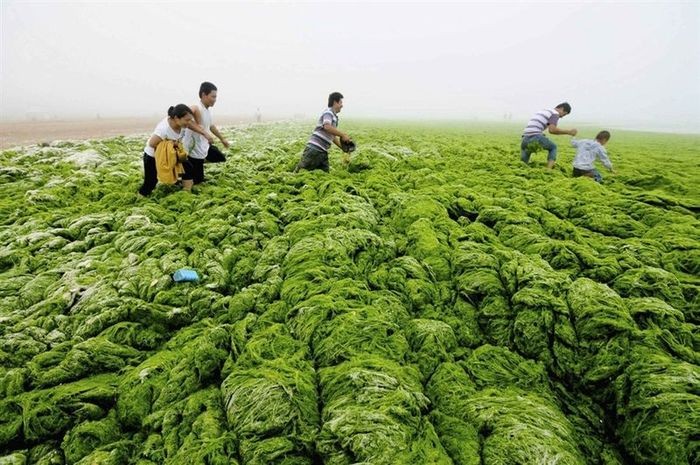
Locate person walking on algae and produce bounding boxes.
[182,81,231,185]
[294,92,354,172]
[521,102,578,169]
[572,130,615,182]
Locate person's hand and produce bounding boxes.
[341,134,351,143]
[570,129,578,136]
[222,139,230,149]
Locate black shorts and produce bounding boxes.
[138,153,193,195]
[295,145,329,172]
[573,167,593,177]
[190,145,227,184]
[206,145,226,163]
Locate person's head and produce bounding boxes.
[328,92,344,113]
[167,104,194,129]
[555,102,572,117]
[596,130,611,145]
[199,82,218,107]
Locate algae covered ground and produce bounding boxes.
[0,121,698,464]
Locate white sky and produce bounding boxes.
[1,1,699,131]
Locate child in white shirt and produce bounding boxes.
[572,131,615,182]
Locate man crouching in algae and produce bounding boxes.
[295,92,353,172]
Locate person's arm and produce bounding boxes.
[186,120,214,144]
[323,123,351,142]
[210,125,230,148]
[147,134,163,151]
[570,138,580,148]
[598,147,614,172]
[188,105,215,144]
[548,123,577,136]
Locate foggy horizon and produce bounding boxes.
[2,1,699,133]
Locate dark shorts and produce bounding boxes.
[295,145,329,172]
[206,145,226,163]
[190,145,226,184]
[573,167,602,182]
[189,158,205,184]
[138,153,193,196]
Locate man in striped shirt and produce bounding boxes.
[295,92,352,172]
[521,102,577,169]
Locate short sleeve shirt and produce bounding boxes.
[307,108,339,152]
[522,109,559,136]
[144,117,183,157]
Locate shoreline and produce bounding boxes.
[2,117,698,150]
[0,116,260,150]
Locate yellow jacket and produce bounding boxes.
[155,140,187,185]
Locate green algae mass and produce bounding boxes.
[1,123,698,463]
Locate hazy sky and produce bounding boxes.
[1,1,699,131]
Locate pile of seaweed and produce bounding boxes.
[1,123,698,464]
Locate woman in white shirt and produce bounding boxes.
[138,104,211,196]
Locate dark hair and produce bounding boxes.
[556,102,572,114]
[596,130,611,142]
[328,92,344,107]
[199,82,218,97]
[167,104,193,119]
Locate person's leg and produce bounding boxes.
[294,146,313,172]
[520,136,532,163]
[138,153,158,196]
[206,145,226,163]
[535,135,557,169]
[320,152,330,172]
[181,159,194,191]
[189,158,205,184]
[310,147,329,171]
[295,145,326,172]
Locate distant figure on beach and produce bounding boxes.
[294,92,352,172]
[138,104,209,196]
[572,130,615,182]
[182,81,230,184]
[256,107,262,123]
[520,102,577,169]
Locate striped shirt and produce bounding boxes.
[307,108,338,152]
[571,139,613,171]
[522,109,559,136]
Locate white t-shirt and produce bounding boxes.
[182,101,212,159]
[144,117,183,157]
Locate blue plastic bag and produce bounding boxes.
[173,268,199,282]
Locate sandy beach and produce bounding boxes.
[0,116,255,150]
